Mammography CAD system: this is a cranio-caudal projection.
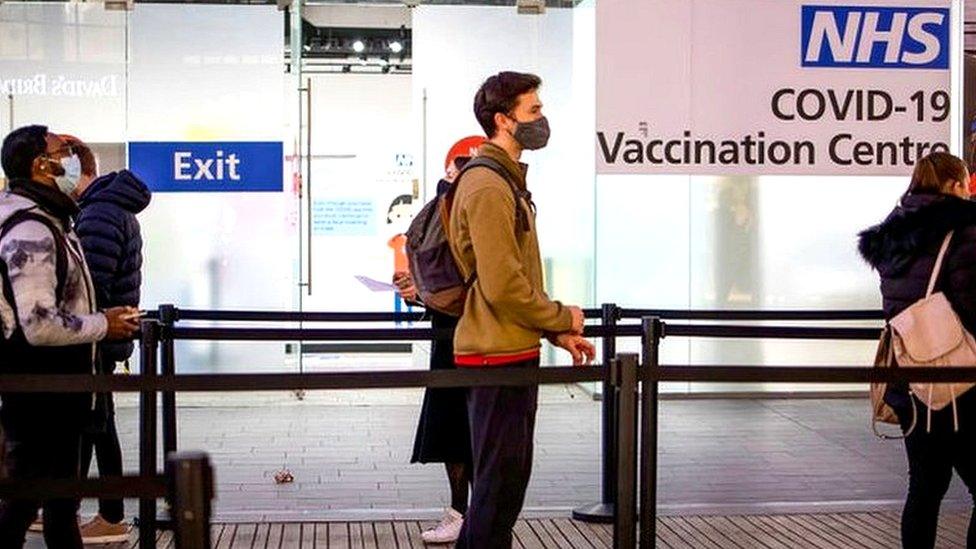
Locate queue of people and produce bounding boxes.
[0,73,592,548]
[2,71,975,549]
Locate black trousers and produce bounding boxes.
[80,393,124,523]
[898,389,976,549]
[0,395,87,549]
[456,359,539,549]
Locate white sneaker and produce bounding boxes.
[27,516,42,533]
[421,508,463,544]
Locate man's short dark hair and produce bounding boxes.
[2,125,48,180]
[473,72,542,138]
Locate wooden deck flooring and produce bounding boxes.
[30,511,970,548]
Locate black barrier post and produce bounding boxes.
[159,305,179,530]
[168,452,214,549]
[160,305,178,462]
[613,354,639,549]
[574,303,619,523]
[139,320,160,548]
[640,317,662,548]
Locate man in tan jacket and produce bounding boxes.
[449,71,595,548]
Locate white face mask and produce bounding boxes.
[53,154,82,196]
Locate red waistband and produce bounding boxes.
[455,349,540,367]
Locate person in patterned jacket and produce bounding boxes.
[0,126,139,548]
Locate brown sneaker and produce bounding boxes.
[79,515,129,544]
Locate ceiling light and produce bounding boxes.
[516,0,545,14]
[103,0,134,11]
[352,40,365,53]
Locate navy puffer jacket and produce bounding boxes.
[858,192,976,408]
[76,170,151,365]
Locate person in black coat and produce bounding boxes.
[394,157,473,545]
[69,139,151,542]
[859,152,976,549]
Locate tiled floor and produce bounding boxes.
[86,391,971,523]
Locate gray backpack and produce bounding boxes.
[405,156,525,317]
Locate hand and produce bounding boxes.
[567,306,585,335]
[551,333,597,366]
[103,306,140,341]
[393,271,418,301]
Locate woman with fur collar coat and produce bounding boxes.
[859,152,976,549]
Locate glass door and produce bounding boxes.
[297,72,419,373]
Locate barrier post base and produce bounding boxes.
[572,502,614,523]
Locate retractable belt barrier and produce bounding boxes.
[16,305,953,548]
[147,304,887,529]
[0,365,973,395]
[0,476,167,500]
[0,452,213,549]
[134,304,900,548]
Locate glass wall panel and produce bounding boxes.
[128,5,289,373]
[0,5,126,147]
[1,4,290,374]
[1,1,955,391]
[302,72,414,315]
[413,5,597,364]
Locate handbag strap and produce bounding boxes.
[885,325,895,365]
[926,231,955,297]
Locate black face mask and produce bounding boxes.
[508,116,551,150]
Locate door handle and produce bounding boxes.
[304,78,313,296]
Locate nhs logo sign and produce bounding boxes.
[801,6,949,69]
[128,141,283,193]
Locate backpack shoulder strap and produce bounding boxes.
[0,209,69,303]
[437,157,522,288]
[926,231,954,297]
[451,156,530,231]
[455,156,522,196]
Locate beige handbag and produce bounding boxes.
[871,324,916,438]
[889,231,976,433]
[871,326,899,423]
